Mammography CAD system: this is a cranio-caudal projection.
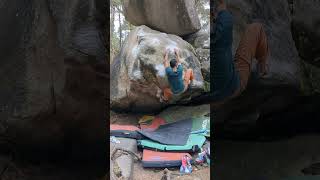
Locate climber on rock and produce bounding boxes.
[210,0,269,107]
[157,48,194,102]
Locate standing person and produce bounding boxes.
[158,48,194,102]
[211,0,269,106]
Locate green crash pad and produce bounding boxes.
[138,134,206,152]
[158,105,210,137]
[191,116,210,137]
[138,105,210,151]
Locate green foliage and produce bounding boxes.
[111,34,120,56]
[110,0,134,62]
[204,81,210,92]
[111,0,122,7]
[195,0,210,27]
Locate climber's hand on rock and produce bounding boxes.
[174,48,181,64]
[174,48,180,57]
[163,49,169,68]
[164,48,169,55]
[164,49,168,59]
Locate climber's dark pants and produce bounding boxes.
[212,23,269,108]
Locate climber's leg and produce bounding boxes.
[183,69,194,91]
[234,23,269,94]
[161,87,173,102]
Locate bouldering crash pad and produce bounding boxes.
[140,116,210,137]
[138,134,206,152]
[137,112,209,151]
[140,117,166,130]
[138,115,155,124]
[138,119,193,145]
[110,124,143,139]
[142,149,191,168]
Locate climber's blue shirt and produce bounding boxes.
[166,64,185,94]
[211,10,240,101]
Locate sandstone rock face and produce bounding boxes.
[122,0,201,36]
[196,48,210,82]
[212,0,320,144]
[185,24,210,49]
[0,0,107,160]
[185,24,210,82]
[213,2,320,179]
[212,0,304,133]
[291,0,320,68]
[111,25,204,113]
[227,0,301,87]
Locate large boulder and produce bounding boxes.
[196,48,210,82]
[289,0,320,95]
[185,24,210,50]
[122,0,201,36]
[228,0,301,87]
[0,0,107,160]
[185,24,210,82]
[291,0,320,68]
[111,25,204,113]
[212,0,305,135]
[213,2,320,179]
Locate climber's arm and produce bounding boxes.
[212,13,225,46]
[163,50,169,68]
[174,48,181,65]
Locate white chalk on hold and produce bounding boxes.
[191,80,204,87]
[132,70,142,79]
[150,38,160,46]
[155,64,166,77]
[166,43,178,53]
[132,46,139,59]
[202,119,209,130]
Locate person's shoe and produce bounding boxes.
[159,95,164,103]
[159,95,169,103]
[259,63,269,77]
[189,79,194,86]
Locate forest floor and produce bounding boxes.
[133,162,210,180]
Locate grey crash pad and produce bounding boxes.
[138,118,193,145]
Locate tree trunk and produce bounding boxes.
[119,6,122,48]
[111,4,114,39]
[110,3,115,63]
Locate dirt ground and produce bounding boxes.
[110,112,211,180]
[133,161,210,180]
